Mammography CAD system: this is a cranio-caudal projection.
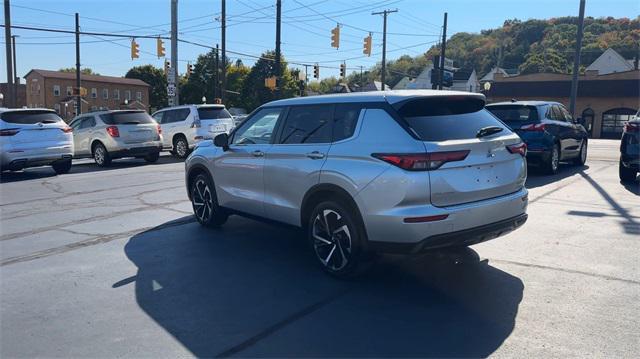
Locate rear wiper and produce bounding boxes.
[121,121,140,124]
[476,126,504,138]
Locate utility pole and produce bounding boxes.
[569,0,586,118]
[360,65,363,92]
[372,9,397,91]
[170,0,179,106]
[75,13,81,116]
[274,0,282,99]
[221,0,226,103]
[11,35,17,102]
[4,0,14,108]
[303,64,309,96]
[439,12,448,90]
[214,43,219,100]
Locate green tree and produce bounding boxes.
[125,65,167,111]
[240,50,299,111]
[519,47,569,74]
[59,67,100,75]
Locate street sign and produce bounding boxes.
[167,84,176,97]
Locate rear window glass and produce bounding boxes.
[487,105,538,122]
[397,98,509,141]
[198,107,232,120]
[100,111,154,125]
[1,110,63,124]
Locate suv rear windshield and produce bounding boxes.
[100,111,154,125]
[487,105,538,123]
[198,107,232,119]
[1,110,63,124]
[396,97,509,141]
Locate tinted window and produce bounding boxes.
[548,106,565,122]
[232,107,283,145]
[279,105,333,144]
[152,112,164,124]
[333,104,361,142]
[79,117,96,129]
[100,111,154,125]
[487,105,538,122]
[198,107,232,119]
[1,110,63,124]
[165,109,191,123]
[559,106,574,122]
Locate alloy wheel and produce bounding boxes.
[95,147,105,165]
[551,146,559,172]
[176,139,188,158]
[581,142,587,163]
[192,178,213,223]
[312,209,352,271]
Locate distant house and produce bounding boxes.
[586,48,636,75]
[361,81,390,92]
[0,82,27,107]
[392,76,412,90]
[405,65,436,89]
[450,69,480,93]
[480,67,520,83]
[330,83,352,93]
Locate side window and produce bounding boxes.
[279,105,333,144]
[70,119,83,131]
[333,104,361,142]
[86,117,96,127]
[559,106,573,123]
[551,106,566,122]
[152,112,164,124]
[175,108,191,122]
[232,107,283,145]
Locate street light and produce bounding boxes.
[202,96,206,104]
[124,99,129,106]
[0,93,4,107]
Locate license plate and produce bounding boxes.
[210,124,226,132]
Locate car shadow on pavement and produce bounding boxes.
[620,179,639,195]
[120,215,524,358]
[525,164,589,189]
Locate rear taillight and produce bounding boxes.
[624,122,639,133]
[372,151,470,171]
[520,123,546,132]
[61,126,73,133]
[106,126,120,137]
[507,142,527,156]
[0,128,20,136]
[157,124,162,135]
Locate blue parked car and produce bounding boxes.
[619,110,639,182]
[487,101,589,174]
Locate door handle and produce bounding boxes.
[251,150,264,157]
[306,151,325,160]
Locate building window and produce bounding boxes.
[53,85,61,97]
[114,89,120,100]
[136,91,142,101]
[103,88,109,99]
[91,88,97,98]
[125,90,131,101]
[66,86,73,96]
[601,108,636,138]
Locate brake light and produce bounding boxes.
[624,122,639,133]
[106,126,120,137]
[372,150,470,171]
[0,128,20,136]
[520,123,546,132]
[61,126,73,133]
[157,124,162,135]
[507,142,527,156]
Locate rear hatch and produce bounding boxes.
[395,96,526,207]
[0,110,70,146]
[197,106,234,133]
[486,104,539,134]
[100,111,159,144]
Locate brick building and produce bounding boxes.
[24,69,150,121]
[0,83,27,108]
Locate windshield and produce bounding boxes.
[198,107,232,120]
[487,105,539,123]
[1,110,63,124]
[100,111,154,125]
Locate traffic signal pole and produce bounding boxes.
[569,0,586,118]
[4,0,14,108]
[221,0,226,103]
[439,12,447,90]
[75,13,81,115]
[170,0,178,106]
[372,9,397,91]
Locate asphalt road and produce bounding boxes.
[1,139,638,358]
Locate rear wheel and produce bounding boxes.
[52,159,72,174]
[190,173,228,227]
[93,143,111,167]
[308,200,369,278]
[544,143,560,174]
[174,136,189,159]
[619,160,637,182]
[144,152,160,163]
[573,140,587,166]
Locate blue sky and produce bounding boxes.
[2,0,639,82]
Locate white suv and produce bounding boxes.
[152,105,235,158]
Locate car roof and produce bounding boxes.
[264,90,485,107]
[0,107,56,114]
[486,100,559,107]
[154,104,225,112]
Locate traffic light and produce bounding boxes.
[186,63,193,77]
[264,76,276,89]
[339,63,346,78]
[156,38,165,58]
[164,60,171,76]
[363,33,372,56]
[131,39,139,59]
[330,24,340,49]
[313,64,319,79]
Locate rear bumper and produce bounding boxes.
[1,153,72,171]
[1,143,73,171]
[109,143,162,158]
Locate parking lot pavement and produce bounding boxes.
[1,140,638,357]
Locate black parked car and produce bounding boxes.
[487,101,589,174]
[619,111,639,182]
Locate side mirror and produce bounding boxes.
[214,133,229,151]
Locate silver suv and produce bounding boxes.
[70,110,162,167]
[185,90,529,277]
[151,104,235,159]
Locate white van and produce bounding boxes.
[151,104,235,158]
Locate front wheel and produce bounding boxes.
[619,160,637,182]
[52,159,72,174]
[544,143,560,174]
[190,173,227,227]
[308,200,370,278]
[573,140,587,166]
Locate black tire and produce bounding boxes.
[173,136,189,159]
[52,159,72,174]
[144,152,160,163]
[573,140,587,166]
[308,200,370,279]
[190,173,228,227]
[619,160,637,182]
[544,143,560,174]
[93,143,112,167]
